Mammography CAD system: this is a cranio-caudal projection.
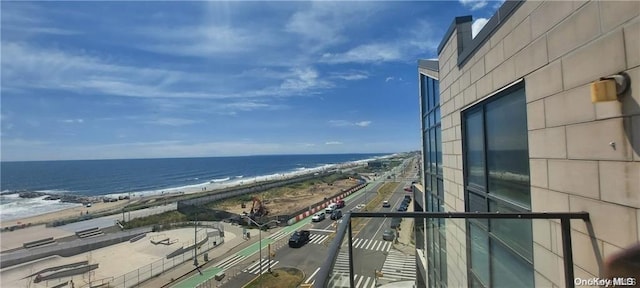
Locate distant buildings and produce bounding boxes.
[417,1,639,287]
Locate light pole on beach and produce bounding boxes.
[194,210,199,269]
[242,216,279,278]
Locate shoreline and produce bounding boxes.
[0,157,380,228]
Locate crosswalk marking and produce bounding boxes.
[309,234,328,244]
[328,273,376,288]
[380,249,416,281]
[326,250,375,288]
[305,267,321,283]
[348,238,392,252]
[216,254,247,270]
[242,258,279,274]
[270,230,290,241]
[363,277,371,288]
[356,274,364,287]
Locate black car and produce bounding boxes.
[404,195,412,202]
[288,230,311,248]
[330,209,343,220]
[390,218,402,229]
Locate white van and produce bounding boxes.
[325,203,338,213]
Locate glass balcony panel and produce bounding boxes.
[489,200,533,262]
[490,239,534,288]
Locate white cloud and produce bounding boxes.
[284,2,380,53]
[321,43,403,64]
[385,76,395,82]
[2,3,81,37]
[144,118,200,127]
[330,71,369,81]
[1,42,334,115]
[325,141,343,145]
[320,19,440,65]
[472,18,489,38]
[460,0,489,11]
[137,25,266,57]
[329,120,372,127]
[61,119,84,124]
[2,139,349,161]
[285,5,344,48]
[279,67,331,92]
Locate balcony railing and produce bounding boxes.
[316,211,590,288]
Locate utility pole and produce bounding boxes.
[268,243,272,273]
[194,212,198,268]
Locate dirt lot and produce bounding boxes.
[210,178,360,216]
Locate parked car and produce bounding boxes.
[312,212,326,222]
[382,229,396,241]
[404,187,412,192]
[288,230,311,248]
[336,200,345,208]
[325,203,338,213]
[330,209,343,220]
[390,218,402,229]
[382,201,391,208]
[397,205,408,212]
[404,195,412,202]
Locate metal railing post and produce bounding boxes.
[348,218,354,288]
[561,217,575,288]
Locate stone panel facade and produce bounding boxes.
[422,1,639,287]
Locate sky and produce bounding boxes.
[1,0,503,161]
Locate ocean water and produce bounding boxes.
[0,153,389,221]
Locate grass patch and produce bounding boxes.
[243,267,304,288]
[351,182,399,232]
[123,210,187,230]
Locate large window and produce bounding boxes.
[421,73,446,288]
[462,82,533,288]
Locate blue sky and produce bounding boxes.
[1,0,503,161]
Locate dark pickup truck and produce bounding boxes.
[288,230,311,248]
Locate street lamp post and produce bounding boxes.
[194,214,198,268]
[242,216,279,276]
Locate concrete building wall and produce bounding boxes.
[436,1,639,287]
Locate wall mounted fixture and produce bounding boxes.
[591,72,631,103]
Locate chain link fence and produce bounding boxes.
[103,227,224,288]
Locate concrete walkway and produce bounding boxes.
[393,203,416,256]
[140,224,260,288]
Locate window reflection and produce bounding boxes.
[485,89,530,208]
[489,200,533,261]
[465,110,485,187]
[470,224,490,286]
[491,240,534,288]
[420,73,445,288]
[463,84,532,288]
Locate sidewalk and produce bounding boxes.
[393,197,415,256]
[141,224,262,288]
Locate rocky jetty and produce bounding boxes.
[6,191,95,204]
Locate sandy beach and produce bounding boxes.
[0,200,131,228]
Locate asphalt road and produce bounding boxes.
[276,158,419,288]
[198,156,420,288]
